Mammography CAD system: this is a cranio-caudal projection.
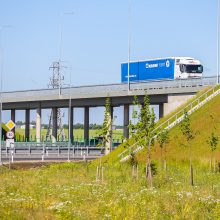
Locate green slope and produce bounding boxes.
[137,90,220,163]
[96,86,220,165]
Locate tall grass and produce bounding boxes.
[0,160,220,219]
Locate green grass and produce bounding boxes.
[0,161,220,219]
[135,87,220,163]
[1,86,220,219]
[13,128,123,142]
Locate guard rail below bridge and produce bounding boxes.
[1,142,116,162]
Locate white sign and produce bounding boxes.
[6,131,14,139]
[6,139,14,148]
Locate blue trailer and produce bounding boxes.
[121,57,203,82]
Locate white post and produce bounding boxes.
[0,28,3,165]
[217,0,220,84]
[11,150,13,163]
[68,74,72,162]
[42,142,45,161]
[0,25,11,165]
[127,0,132,92]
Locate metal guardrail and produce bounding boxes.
[2,76,217,101]
[1,141,119,155]
[1,142,108,162]
[119,84,220,161]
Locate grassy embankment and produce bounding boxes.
[0,86,220,219]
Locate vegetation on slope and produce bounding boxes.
[137,88,220,164]
[0,87,220,219]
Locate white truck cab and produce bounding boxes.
[174,57,203,79]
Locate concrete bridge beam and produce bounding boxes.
[123,104,129,139]
[36,107,41,143]
[25,109,30,141]
[69,107,74,143]
[84,107,89,145]
[159,104,164,119]
[52,107,57,143]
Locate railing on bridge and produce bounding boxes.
[2,76,217,100]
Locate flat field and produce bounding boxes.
[0,160,220,219]
[13,128,123,142]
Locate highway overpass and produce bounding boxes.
[1,76,216,142]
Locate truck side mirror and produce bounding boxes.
[201,65,203,73]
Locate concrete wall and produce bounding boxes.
[163,94,195,117]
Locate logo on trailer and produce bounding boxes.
[146,63,158,69]
[166,60,170,68]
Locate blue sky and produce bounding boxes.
[0,0,218,125]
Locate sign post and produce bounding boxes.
[5,120,16,165]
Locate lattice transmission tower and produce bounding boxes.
[46,61,66,142]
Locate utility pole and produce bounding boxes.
[217,0,220,84]
[46,62,66,142]
[127,0,132,91]
[0,25,11,165]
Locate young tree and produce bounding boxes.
[180,111,194,186]
[207,132,218,172]
[129,95,157,187]
[99,97,112,155]
[128,96,140,144]
[157,129,169,172]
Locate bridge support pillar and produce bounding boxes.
[36,107,41,143]
[52,107,57,143]
[123,104,129,139]
[69,107,74,143]
[159,104,164,119]
[25,109,30,142]
[11,109,16,135]
[84,107,89,145]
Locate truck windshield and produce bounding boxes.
[185,65,203,73]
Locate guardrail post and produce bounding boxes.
[46,146,48,157]
[41,150,44,162]
[87,146,89,156]
[83,151,86,161]
[72,145,75,156]
[11,149,14,163]
[58,145,60,156]
[29,143,31,156]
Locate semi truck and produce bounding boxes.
[121,57,203,82]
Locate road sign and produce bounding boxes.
[6,131,14,139]
[6,120,16,131]
[6,139,14,148]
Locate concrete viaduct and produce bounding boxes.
[1,77,215,143]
